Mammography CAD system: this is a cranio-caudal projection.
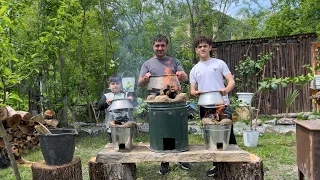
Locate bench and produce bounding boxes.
[89,143,263,180]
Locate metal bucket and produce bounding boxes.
[111,127,134,151]
[204,124,231,150]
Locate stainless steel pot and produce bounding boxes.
[197,91,225,106]
[109,99,134,111]
[147,74,180,91]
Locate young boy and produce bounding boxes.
[189,35,236,177]
[97,75,133,143]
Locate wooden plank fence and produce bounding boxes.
[213,33,318,114]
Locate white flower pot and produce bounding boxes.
[243,130,259,147]
[236,92,254,106]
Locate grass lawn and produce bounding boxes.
[0,133,296,180]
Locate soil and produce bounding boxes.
[109,120,137,128]
[145,93,188,103]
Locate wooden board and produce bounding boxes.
[96,143,257,164]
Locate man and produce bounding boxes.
[138,35,188,87]
[189,35,236,177]
[138,34,190,175]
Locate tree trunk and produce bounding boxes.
[88,157,136,180]
[31,158,82,180]
[215,159,264,180]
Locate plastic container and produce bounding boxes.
[204,124,231,150]
[147,101,189,152]
[39,129,78,166]
[236,92,254,106]
[243,131,259,147]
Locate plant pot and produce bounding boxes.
[236,92,254,106]
[39,128,78,166]
[243,130,259,147]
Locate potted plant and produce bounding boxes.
[235,54,271,106]
[236,54,272,147]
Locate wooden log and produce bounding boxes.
[28,120,34,126]
[44,119,59,128]
[88,157,136,180]
[0,106,8,121]
[30,114,45,124]
[215,155,264,180]
[31,158,82,180]
[0,138,4,147]
[4,106,21,128]
[43,110,56,119]
[31,136,39,145]
[13,130,24,138]
[7,133,13,141]
[16,111,31,122]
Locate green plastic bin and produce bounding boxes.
[147,101,189,152]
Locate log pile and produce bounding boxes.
[0,107,59,154]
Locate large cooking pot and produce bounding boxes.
[147,74,180,91]
[197,91,225,106]
[109,99,134,111]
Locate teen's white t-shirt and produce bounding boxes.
[189,58,231,104]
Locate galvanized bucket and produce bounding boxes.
[204,124,231,150]
[111,126,134,151]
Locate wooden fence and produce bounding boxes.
[212,33,318,114]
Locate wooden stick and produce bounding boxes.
[0,121,21,180]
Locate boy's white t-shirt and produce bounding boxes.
[104,92,126,132]
[189,58,231,104]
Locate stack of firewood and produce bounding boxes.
[0,106,59,154]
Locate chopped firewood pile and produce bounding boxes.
[146,85,188,103]
[201,107,233,126]
[109,120,137,128]
[0,106,59,154]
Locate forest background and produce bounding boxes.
[0,0,319,126]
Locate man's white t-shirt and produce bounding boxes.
[189,58,231,104]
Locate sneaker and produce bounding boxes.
[158,162,169,175]
[176,162,191,170]
[206,166,217,177]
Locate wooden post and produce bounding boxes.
[31,158,82,180]
[0,106,21,180]
[88,157,136,180]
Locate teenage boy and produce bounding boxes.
[97,75,133,143]
[138,34,190,175]
[189,35,236,177]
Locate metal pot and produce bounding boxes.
[147,74,180,91]
[197,91,225,106]
[109,99,134,111]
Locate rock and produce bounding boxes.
[252,119,262,126]
[137,123,149,133]
[78,126,106,135]
[263,124,276,134]
[264,119,277,125]
[277,118,295,125]
[278,129,296,136]
[72,122,89,128]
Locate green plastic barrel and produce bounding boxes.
[147,101,189,152]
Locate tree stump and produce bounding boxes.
[88,157,136,180]
[31,157,82,180]
[215,156,264,180]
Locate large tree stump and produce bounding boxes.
[31,157,82,180]
[88,157,136,180]
[215,155,264,180]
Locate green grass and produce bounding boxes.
[0,133,297,180]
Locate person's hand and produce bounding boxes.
[106,98,113,105]
[176,71,184,80]
[128,96,134,101]
[192,90,201,97]
[143,72,151,82]
[219,88,228,96]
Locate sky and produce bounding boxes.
[222,0,272,18]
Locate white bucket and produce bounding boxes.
[243,131,259,147]
[122,77,135,92]
[236,92,254,106]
